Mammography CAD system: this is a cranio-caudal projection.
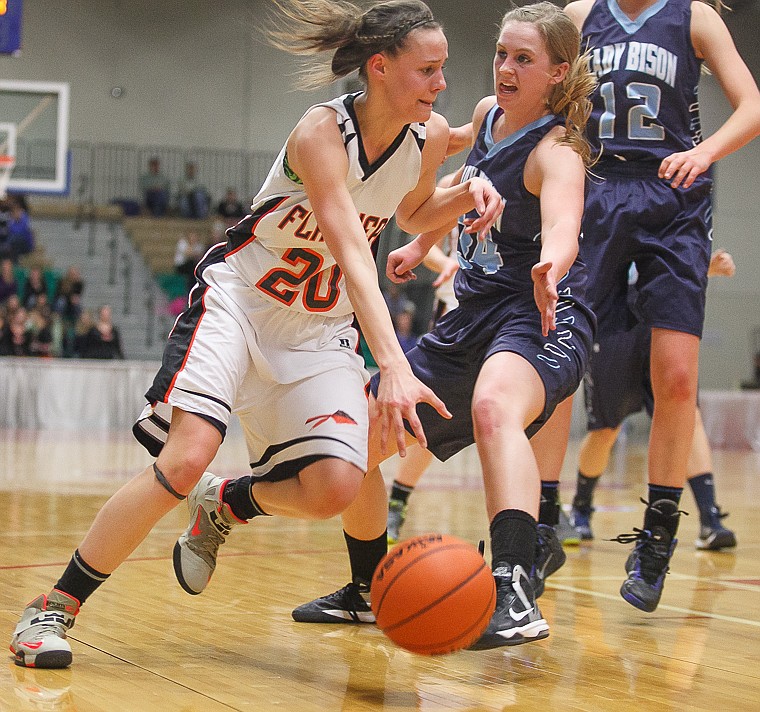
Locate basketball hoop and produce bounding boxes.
[0,155,15,199]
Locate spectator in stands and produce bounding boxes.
[27,303,54,357]
[0,198,10,259]
[72,309,94,358]
[5,194,35,261]
[394,303,417,353]
[383,282,413,327]
[79,304,124,359]
[0,257,18,306]
[139,157,171,217]
[21,266,48,310]
[173,229,207,293]
[216,188,246,224]
[0,305,33,356]
[54,265,84,356]
[176,161,211,219]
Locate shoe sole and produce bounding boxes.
[173,541,203,596]
[291,609,376,624]
[695,532,737,550]
[468,621,550,650]
[620,583,659,613]
[12,646,72,669]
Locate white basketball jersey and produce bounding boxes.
[224,93,426,316]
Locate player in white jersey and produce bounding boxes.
[10,0,504,669]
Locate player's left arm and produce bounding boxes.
[396,113,503,240]
[525,130,585,336]
[660,2,760,189]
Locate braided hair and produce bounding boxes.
[267,0,441,89]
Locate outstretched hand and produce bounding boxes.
[531,261,558,336]
[374,366,451,457]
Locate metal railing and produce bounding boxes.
[15,138,280,210]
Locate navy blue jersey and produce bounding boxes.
[454,107,590,309]
[583,0,703,166]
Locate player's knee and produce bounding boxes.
[302,461,363,518]
[471,394,512,438]
[154,453,209,497]
[656,366,697,404]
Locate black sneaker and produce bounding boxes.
[468,564,549,650]
[291,582,375,624]
[695,506,737,551]
[531,523,567,598]
[616,500,682,613]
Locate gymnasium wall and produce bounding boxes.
[0,0,758,388]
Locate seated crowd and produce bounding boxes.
[139,157,246,222]
[0,258,123,360]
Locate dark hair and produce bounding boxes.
[267,0,441,88]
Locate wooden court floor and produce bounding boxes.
[1,427,759,712]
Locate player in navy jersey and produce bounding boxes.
[9,0,507,669]
[563,0,760,612]
[287,2,598,648]
[570,249,738,550]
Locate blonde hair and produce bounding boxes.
[501,2,597,167]
[267,0,440,89]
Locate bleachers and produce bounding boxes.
[23,200,176,360]
[123,215,217,274]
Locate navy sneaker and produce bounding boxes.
[616,499,681,612]
[695,506,737,551]
[571,505,594,540]
[531,523,567,598]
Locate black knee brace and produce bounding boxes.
[153,463,186,500]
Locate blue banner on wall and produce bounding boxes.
[0,0,23,55]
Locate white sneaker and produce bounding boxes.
[11,590,80,668]
[173,472,245,595]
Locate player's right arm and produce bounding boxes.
[287,108,450,455]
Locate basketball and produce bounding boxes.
[370,533,496,655]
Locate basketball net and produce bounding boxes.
[0,155,15,199]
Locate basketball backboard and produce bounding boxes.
[0,79,70,195]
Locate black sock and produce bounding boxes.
[222,476,269,521]
[644,487,683,539]
[54,550,110,605]
[539,481,560,526]
[688,473,716,525]
[573,470,600,510]
[344,531,387,586]
[390,480,414,504]
[648,484,683,507]
[489,509,537,573]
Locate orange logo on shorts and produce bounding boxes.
[306,410,358,429]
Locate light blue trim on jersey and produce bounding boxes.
[484,110,556,159]
[607,0,669,34]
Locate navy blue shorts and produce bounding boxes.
[582,169,712,338]
[584,319,653,431]
[370,294,594,461]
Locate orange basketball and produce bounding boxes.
[371,533,496,655]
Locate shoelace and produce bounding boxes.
[192,511,232,559]
[29,612,74,638]
[610,528,671,584]
[335,583,369,623]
